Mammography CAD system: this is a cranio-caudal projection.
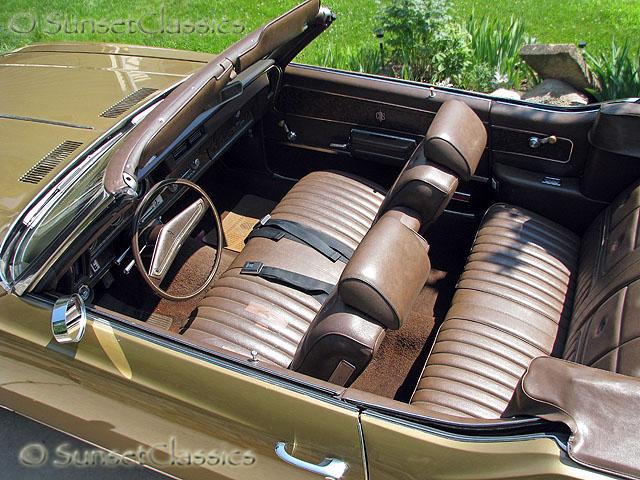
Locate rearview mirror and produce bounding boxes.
[51,294,87,343]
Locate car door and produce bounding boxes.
[261,64,614,234]
[358,410,613,480]
[0,291,365,480]
[261,63,494,218]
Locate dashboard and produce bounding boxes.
[56,66,280,301]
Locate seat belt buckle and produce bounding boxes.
[254,214,271,230]
[241,261,264,276]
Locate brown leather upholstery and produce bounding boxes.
[289,293,386,385]
[423,100,486,181]
[376,154,459,230]
[504,356,640,480]
[339,212,431,330]
[411,204,580,417]
[375,100,486,229]
[291,210,430,384]
[411,179,640,420]
[182,99,485,382]
[183,236,343,367]
[269,171,385,251]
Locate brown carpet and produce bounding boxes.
[154,240,237,332]
[350,268,450,400]
[350,211,478,401]
[156,195,275,330]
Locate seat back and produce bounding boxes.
[377,100,487,231]
[290,210,431,385]
[563,180,640,376]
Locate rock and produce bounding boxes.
[522,79,590,106]
[489,88,521,100]
[520,43,593,91]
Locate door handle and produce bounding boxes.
[274,442,348,479]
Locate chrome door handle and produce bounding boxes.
[274,442,348,479]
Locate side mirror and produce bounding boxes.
[51,294,87,343]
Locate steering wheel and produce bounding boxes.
[131,178,223,301]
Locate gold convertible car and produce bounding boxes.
[1,1,639,479]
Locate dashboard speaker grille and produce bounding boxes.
[20,140,83,184]
[99,87,158,118]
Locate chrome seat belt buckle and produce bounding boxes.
[253,214,271,230]
[241,261,264,275]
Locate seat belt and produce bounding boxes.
[240,261,334,303]
[247,215,354,263]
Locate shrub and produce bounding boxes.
[378,0,473,84]
[466,13,537,90]
[586,40,640,102]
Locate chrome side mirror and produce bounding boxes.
[51,294,87,343]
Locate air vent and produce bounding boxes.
[99,87,158,119]
[20,141,83,185]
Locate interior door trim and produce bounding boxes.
[492,125,575,164]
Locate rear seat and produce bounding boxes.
[411,181,640,419]
[182,100,487,383]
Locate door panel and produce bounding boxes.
[265,63,493,214]
[490,101,598,177]
[0,294,365,480]
[489,101,606,232]
[360,411,610,480]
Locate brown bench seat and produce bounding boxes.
[411,182,640,419]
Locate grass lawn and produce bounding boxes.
[0,0,637,62]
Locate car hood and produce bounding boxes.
[0,42,215,245]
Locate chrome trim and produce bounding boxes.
[51,294,87,343]
[0,114,93,130]
[286,63,602,114]
[357,416,370,480]
[362,410,568,449]
[452,191,472,203]
[274,442,348,479]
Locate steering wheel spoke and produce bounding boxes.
[148,198,207,281]
[132,179,223,301]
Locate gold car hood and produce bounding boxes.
[0,42,214,245]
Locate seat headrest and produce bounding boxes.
[423,100,487,182]
[338,211,431,330]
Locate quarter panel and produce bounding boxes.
[360,412,613,480]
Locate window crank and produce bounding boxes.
[277,120,297,142]
[529,135,557,149]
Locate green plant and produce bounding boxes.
[377,0,473,84]
[586,40,640,101]
[315,44,383,74]
[466,13,537,90]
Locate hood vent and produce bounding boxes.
[20,140,83,185]
[100,87,158,119]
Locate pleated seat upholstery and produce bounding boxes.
[269,171,386,251]
[411,203,581,418]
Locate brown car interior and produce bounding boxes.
[39,1,640,477]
